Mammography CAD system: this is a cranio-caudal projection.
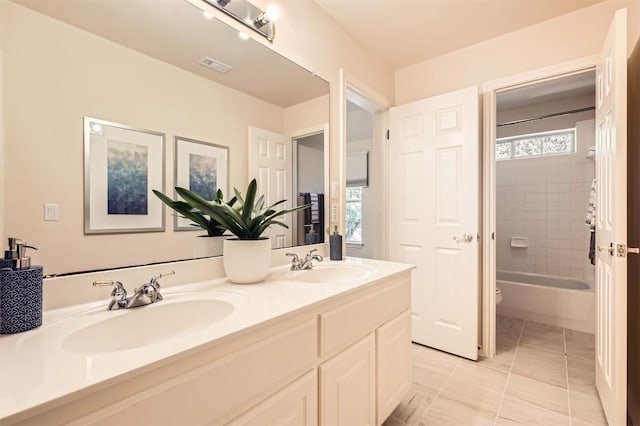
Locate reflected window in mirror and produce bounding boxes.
[345,187,363,245]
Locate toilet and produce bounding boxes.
[496,287,503,305]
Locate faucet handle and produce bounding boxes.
[93,280,127,309]
[286,253,300,262]
[93,280,125,291]
[149,270,175,287]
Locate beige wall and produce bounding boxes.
[1,2,290,274]
[627,34,640,426]
[284,94,329,135]
[395,0,640,104]
[0,6,5,254]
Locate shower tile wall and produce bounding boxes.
[496,119,595,285]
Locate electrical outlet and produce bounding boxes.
[331,204,339,222]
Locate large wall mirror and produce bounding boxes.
[2,0,330,276]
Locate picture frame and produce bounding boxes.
[174,136,229,231]
[84,117,165,234]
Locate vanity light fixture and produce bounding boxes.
[254,5,280,28]
[202,0,277,42]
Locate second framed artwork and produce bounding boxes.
[174,136,229,231]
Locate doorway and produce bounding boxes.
[292,129,326,246]
[494,71,597,332]
[342,79,390,261]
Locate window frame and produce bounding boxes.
[496,128,577,161]
[345,186,363,246]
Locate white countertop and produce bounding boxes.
[0,257,412,421]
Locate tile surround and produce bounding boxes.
[496,119,595,285]
[387,317,604,426]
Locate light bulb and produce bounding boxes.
[264,5,280,22]
[91,124,102,134]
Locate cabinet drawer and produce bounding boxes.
[73,318,318,426]
[320,275,410,359]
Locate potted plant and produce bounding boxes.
[153,188,227,258]
[176,179,307,284]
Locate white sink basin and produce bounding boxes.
[62,298,234,354]
[274,263,374,283]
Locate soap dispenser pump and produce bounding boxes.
[0,239,43,334]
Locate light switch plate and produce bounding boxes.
[44,203,59,221]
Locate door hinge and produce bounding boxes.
[616,243,640,257]
[386,129,390,140]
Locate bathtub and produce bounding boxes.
[496,271,595,333]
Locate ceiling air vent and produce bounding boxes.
[199,57,232,73]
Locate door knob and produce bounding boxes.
[453,233,474,243]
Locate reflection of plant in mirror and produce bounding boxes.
[176,179,309,240]
[153,188,226,237]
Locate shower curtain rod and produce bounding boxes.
[497,106,595,127]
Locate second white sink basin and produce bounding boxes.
[62,298,234,355]
[274,263,374,283]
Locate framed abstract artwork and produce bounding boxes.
[84,117,165,234]
[173,136,229,231]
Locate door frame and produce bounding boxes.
[480,55,598,357]
[338,69,391,258]
[290,124,330,245]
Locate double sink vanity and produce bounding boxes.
[0,248,413,426]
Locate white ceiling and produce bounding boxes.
[497,71,596,110]
[13,0,328,108]
[313,0,605,69]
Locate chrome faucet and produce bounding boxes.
[93,271,175,310]
[286,249,324,271]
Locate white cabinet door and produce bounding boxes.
[389,86,480,360]
[320,334,376,426]
[376,310,412,425]
[248,126,293,249]
[227,371,317,426]
[594,8,628,426]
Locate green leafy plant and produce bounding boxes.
[153,188,227,237]
[175,178,308,240]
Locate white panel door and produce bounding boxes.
[389,86,480,360]
[595,9,627,426]
[248,127,292,249]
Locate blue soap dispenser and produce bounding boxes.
[0,239,43,334]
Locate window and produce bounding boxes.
[496,128,576,161]
[345,187,362,244]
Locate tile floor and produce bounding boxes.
[384,316,606,426]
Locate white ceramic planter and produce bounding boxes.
[223,238,271,284]
[194,236,226,258]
